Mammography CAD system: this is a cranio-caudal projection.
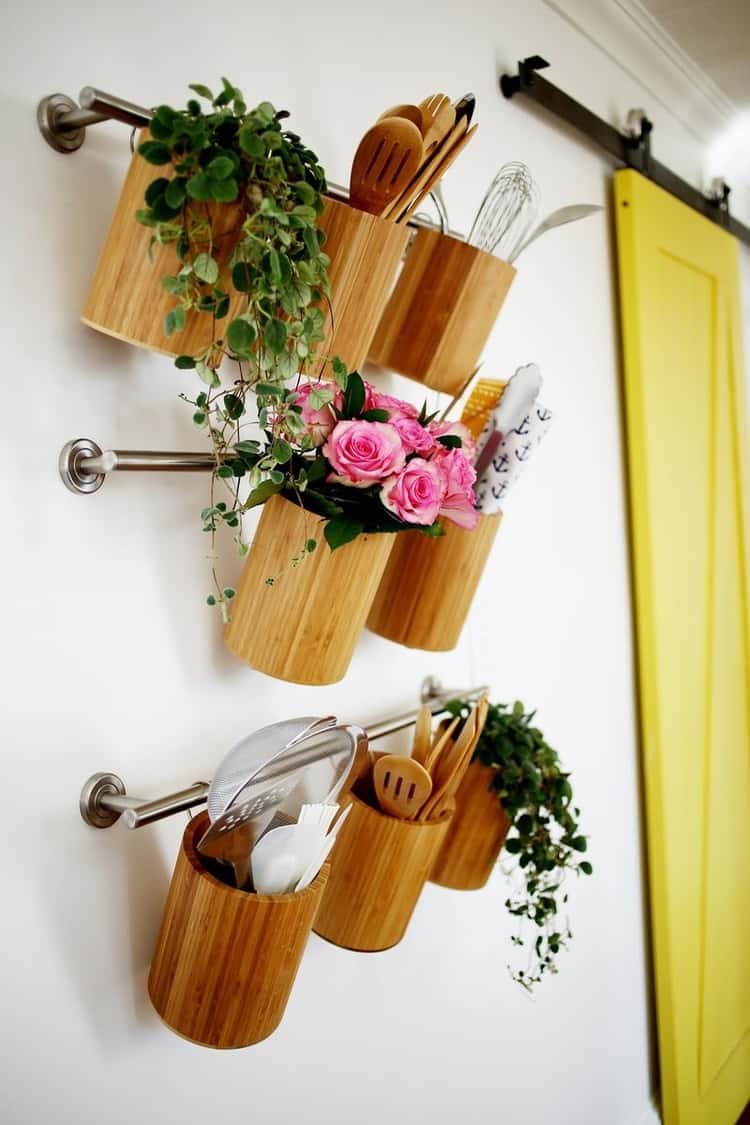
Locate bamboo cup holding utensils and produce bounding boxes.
[148,811,329,1049]
[430,760,510,890]
[81,132,408,369]
[225,493,395,685]
[367,511,502,651]
[367,227,516,396]
[312,783,452,952]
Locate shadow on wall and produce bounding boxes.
[40,807,170,1048]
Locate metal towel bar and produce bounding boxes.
[79,676,486,828]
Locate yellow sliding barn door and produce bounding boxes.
[615,168,750,1125]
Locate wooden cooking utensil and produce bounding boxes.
[378,104,424,131]
[373,754,433,820]
[399,123,477,223]
[419,93,455,154]
[429,697,489,819]
[420,697,488,821]
[349,117,424,216]
[381,116,467,222]
[411,704,433,766]
[424,714,461,775]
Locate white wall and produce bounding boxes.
[2,2,748,1123]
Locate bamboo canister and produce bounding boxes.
[148,811,329,1049]
[430,761,511,890]
[367,228,516,396]
[367,512,502,652]
[81,132,245,359]
[312,198,409,372]
[81,135,408,367]
[313,790,452,951]
[224,493,395,685]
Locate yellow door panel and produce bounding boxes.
[614,168,750,1125]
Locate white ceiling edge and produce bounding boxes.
[541,0,750,221]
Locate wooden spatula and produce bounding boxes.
[374,755,432,820]
[411,704,433,766]
[424,714,460,775]
[419,699,486,821]
[428,696,489,819]
[419,93,455,154]
[398,123,477,223]
[349,117,424,216]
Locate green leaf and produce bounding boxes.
[306,538,317,553]
[189,84,214,100]
[308,387,334,410]
[223,393,245,420]
[210,176,238,202]
[255,382,285,397]
[418,522,446,538]
[164,310,176,336]
[295,181,316,206]
[223,587,236,599]
[245,479,284,508]
[216,465,234,478]
[331,356,349,390]
[138,140,172,165]
[271,438,293,464]
[175,354,196,370]
[361,409,389,422]
[193,253,219,284]
[343,370,365,417]
[206,155,234,180]
[193,412,206,426]
[504,837,522,854]
[571,836,588,852]
[232,262,255,292]
[195,360,220,387]
[324,517,364,551]
[255,100,276,123]
[145,177,169,206]
[235,440,260,455]
[227,318,256,355]
[186,171,213,201]
[265,318,288,355]
[580,861,593,875]
[238,127,265,159]
[165,178,187,208]
[437,434,462,449]
[206,594,217,606]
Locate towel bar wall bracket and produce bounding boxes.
[78,676,486,829]
[37,86,452,233]
[59,439,217,495]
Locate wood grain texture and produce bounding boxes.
[224,493,395,684]
[367,512,502,651]
[148,811,328,1049]
[430,760,510,890]
[313,198,409,372]
[81,132,408,369]
[313,789,451,951]
[367,229,516,395]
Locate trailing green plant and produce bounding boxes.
[444,698,592,990]
[134,78,336,614]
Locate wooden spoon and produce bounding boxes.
[429,696,489,819]
[411,704,433,766]
[373,754,432,820]
[349,117,424,216]
[378,104,424,131]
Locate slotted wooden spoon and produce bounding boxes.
[349,117,424,216]
[373,754,433,820]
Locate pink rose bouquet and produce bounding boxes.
[232,368,479,549]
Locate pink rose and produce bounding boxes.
[434,448,479,529]
[292,381,343,446]
[381,459,444,525]
[429,419,477,463]
[369,390,420,422]
[324,420,405,485]
[393,417,436,455]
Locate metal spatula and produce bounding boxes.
[509,203,603,261]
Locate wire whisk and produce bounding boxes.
[468,162,539,262]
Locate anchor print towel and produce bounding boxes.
[475,403,553,515]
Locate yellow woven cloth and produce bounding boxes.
[460,378,506,438]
